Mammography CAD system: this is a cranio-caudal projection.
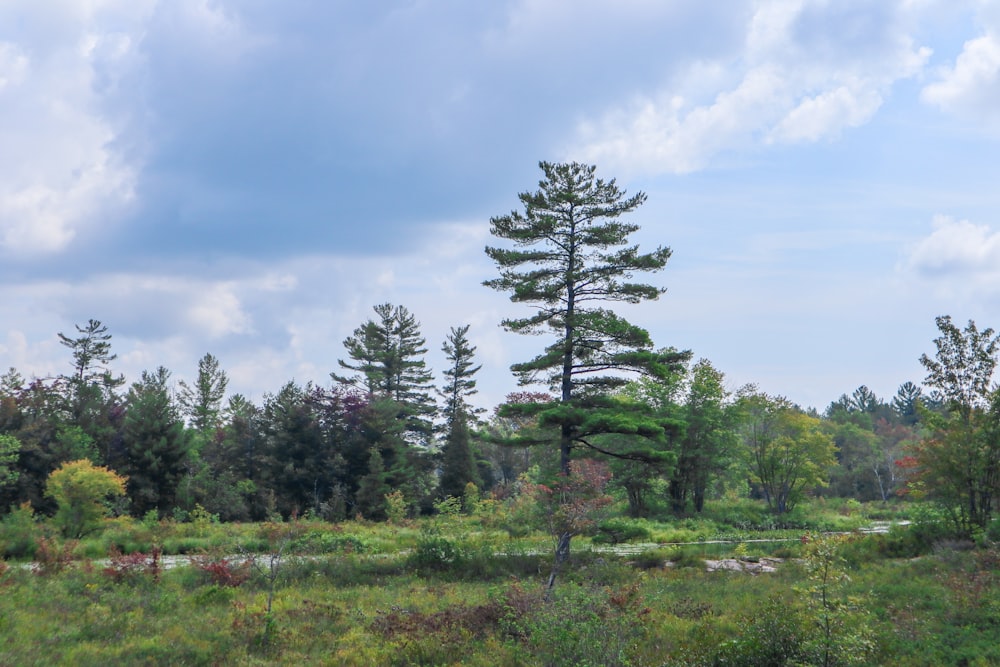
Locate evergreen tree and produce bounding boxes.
[177,353,229,435]
[438,414,479,500]
[257,381,343,518]
[485,161,688,586]
[335,303,437,443]
[439,324,483,426]
[121,367,191,516]
[892,381,923,426]
[57,319,123,388]
[56,319,125,465]
[849,385,879,413]
[355,447,390,520]
[484,162,689,472]
[437,325,484,499]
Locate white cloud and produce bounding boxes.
[905,215,1000,277]
[900,215,1000,315]
[769,83,882,143]
[921,31,1000,131]
[0,42,28,91]
[573,0,930,174]
[0,2,146,256]
[187,284,253,339]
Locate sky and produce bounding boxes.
[2,0,1000,414]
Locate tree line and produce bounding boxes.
[1,162,997,543]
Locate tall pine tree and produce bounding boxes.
[485,161,689,583]
[334,303,436,443]
[437,325,483,499]
[485,162,688,471]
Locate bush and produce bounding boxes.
[290,529,371,554]
[0,503,43,560]
[32,536,77,576]
[407,531,465,573]
[45,459,127,539]
[631,547,674,570]
[593,517,652,544]
[668,548,705,569]
[190,555,252,587]
[713,596,807,666]
[102,546,162,584]
[519,582,649,667]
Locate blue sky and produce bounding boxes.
[2,0,1000,412]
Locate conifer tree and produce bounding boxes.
[485,162,689,473]
[177,353,229,435]
[355,447,390,520]
[437,325,484,498]
[334,303,436,442]
[56,319,125,465]
[485,161,689,585]
[439,324,483,427]
[121,367,191,516]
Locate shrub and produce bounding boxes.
[593,517,652,545]
[0,502,43,559]
[520,582,649,667]
[45,460,127,539]
[191,555,252,587]
[102,545,162,584]
[385,490,407,524]
[290,529,370,554]
[407,530,465,573]
[713,596,807,666]
[668,548,705,569]
[32,536,77,576]
[631,547,674,570]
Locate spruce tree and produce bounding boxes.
[355,447,389,520]
[121,367,191,516]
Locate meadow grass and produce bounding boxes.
[1,501,994,666]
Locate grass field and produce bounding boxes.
[1,502,998,666]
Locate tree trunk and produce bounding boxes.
[545,531,572,598]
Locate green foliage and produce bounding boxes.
[384,489,407,524]
[593,517,653,544]
[334,303,437,441]
[288,529,371,554]
[121,367,191,516]
[797,534,877,666]
[432,494,462,517]
[353,447,388,520]
[737,392,838,514]
[462,481,481,514]
[667,547,706,569]
[0,433,21,489]
[0,502,43,559]
[3,512,1000,666]
[177,352,229,434]
[519,582,649,667]
[46,459,127,538]
[485,161,689,474]
[713,595,807,666]
[407,528,466,573]
[915,315,1000,533]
